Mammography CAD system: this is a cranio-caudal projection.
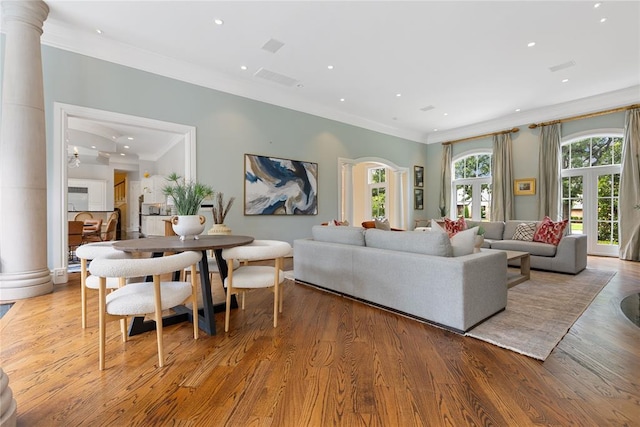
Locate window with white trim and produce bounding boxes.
[367,166,387,219]
[452,152,492,220]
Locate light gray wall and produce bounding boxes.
[425,112,626,221]
[156,139,185,177]
[40,46,427,246]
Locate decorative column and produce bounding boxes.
[0,0,52,300]
[342,162,354,224]
[393,170,405,229]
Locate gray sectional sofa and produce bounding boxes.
[466,220,587,274]
[294,225,508,333]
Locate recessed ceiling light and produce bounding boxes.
[562,78,569,83]
[396,93,402,97]
[443,113,448,116]
[127,137,134,140]
[112,136,116,139]
[433,128,438,132]
[95,28,103,35]
[340,98,345,102]
[124,145,130,149]
[120,153,125,156]
[515,108,521,112]
[527,42,536,47]
[594,3,601,8]
[600,17,607,23]
[327,65,334,70]
[214,18,224,26]
[240,65,247,71]
[91,145,96,149]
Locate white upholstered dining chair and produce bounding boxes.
[75,241,123,329]
[221,240,292,332]
[89,250,201,370]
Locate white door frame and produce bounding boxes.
[51,103,197,282]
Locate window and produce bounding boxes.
[368,167,387,219]
[561,135,622,255]
[452,153,492,220]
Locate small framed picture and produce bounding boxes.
[414,188,424,210]
[414,165,424,187]
[514,178,536,195]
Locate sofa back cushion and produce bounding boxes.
[466,220,505,240]
[365,228,452,257]
[312,225,366,246]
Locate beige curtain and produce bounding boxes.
[438,144,451,217]
[490,133,514,221]
[537,124,561,220]
[619,108,640,261]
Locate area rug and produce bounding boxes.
[465,268,615,361]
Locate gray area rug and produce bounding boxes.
[466,268,615,361]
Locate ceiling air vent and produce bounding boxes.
[420,105,435,112]
[254,68,298,87]
[262,38,285,54]
[549,60,576,72]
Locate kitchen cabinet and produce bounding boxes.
[141,175,167,204]
[141,215,172,236]
[68,178,106,211]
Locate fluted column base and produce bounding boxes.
[0,368,17,427]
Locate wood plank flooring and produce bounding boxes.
[0,256,639,426]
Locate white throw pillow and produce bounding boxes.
[450,226,479,256]
[430,219,446,234]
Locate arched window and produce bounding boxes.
[451,152,492,220]
[561,133,622,255]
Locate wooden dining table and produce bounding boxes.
[113,234,254,336]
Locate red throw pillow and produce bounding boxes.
[443,217,467,238]
[533,216,568,246]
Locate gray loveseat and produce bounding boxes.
[294,225,508,333]
[466,220,587,274]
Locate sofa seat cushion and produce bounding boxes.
[312,225,365,246]
[365,228,452,257]
[490,239,557,256]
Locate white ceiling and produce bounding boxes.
[18,1,640,145]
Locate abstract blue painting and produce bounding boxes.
[244,154,318,215]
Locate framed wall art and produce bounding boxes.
[414,188,424,210]
[244,154,318,215]
[514,178,536,196]
[414,165,424,187]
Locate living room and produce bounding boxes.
[1,1,639,425]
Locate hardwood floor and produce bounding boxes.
[1,256,638,426]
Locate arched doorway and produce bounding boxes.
[338,157,409,229]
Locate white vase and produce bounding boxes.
[171,215,206,240]
[208,223,232,235]
[474,234,485,252]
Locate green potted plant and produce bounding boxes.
[208,192,236,235]
[162,172,213,240]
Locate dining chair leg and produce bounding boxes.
[190,264,199,340]
[98,277,107,371]
[225,259,234,332]
[278,257,284,313]
[153,275,165,368]
[273,258,279,328]
[81,258,88,329]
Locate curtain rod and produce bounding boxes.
[529,103,640,129]
[441,127,519,146]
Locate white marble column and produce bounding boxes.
[342,162,354,224]
[0,0,52,300]
[393,170,405,229]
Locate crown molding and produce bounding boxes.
[424,85,640,144]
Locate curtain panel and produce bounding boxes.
[537,124,561,220]
[619,108,640,261]
[439,144,451,217]
[490,133,514,221]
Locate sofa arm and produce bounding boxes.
[552,234,587,274]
